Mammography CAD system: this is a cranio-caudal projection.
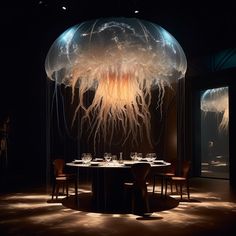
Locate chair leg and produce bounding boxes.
[152,176,156,195]
[165,178,168,197]
[55,182,60,199]
[75,178,77,196]
[180,183,183,200]
[171,180,173,194]
[131,191,135,214]
[186,180,190,199]
[66,180,69,197]
[62,183,65,194]
[144,191,150,215]
[153,175,165,196]
[52,181,56,199]
[175,183,178,194]
[161,176,164,196]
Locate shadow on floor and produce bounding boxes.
[48,192,180,214]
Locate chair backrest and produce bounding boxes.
[130,162,151,215]
[181,160,191,178]
[131,163,151,185]
[168,160,177,174]
[53,159,65,177]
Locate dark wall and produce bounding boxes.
[0,7,48,187]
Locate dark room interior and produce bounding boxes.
[1,1,236,235]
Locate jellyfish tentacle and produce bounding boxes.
[219,108,229,132]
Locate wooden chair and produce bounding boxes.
[152,160,177,196]
[51,159,77,200]
[124,163,151,216]
[166,160,191,200]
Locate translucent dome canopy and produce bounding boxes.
[201,87,228,131]
[45,17,187,149]
[45,17,187,88]
[201,87,228,113]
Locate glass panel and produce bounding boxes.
[200,86,229,179]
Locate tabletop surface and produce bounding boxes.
[66,159,171,168]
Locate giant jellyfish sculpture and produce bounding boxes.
[201,87,229,132]
[45,17,187,149]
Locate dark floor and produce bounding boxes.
[1,176,236,236]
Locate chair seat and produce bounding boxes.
[124,182,149,187]
[124,182,134,186]
[58,173,75,177]
[57,173,67,177]
[56,173,75,180]
[55,176,69,181]
[157,172,175,177]
[171,176,186,181]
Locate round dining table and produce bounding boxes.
[66,159,171,212]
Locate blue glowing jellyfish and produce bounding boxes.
[45,17,187,148]
[201,87,228,132]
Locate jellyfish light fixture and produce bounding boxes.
[45,17,187,149]
[201,87,229,132]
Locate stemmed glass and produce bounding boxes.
[81,153,92,165]
[151,153,157,162]
[130,152,137,161]
[104,152,112,164]
[136,153,142,161]
[146,153,157,162]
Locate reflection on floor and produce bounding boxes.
[0,177,236,236]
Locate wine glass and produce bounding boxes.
[150,153,157,162]
[146,153,156,162]
[82,153,92,165]
[136,153,142,161]
[145,153,152,162]
[104,152,112,163]
[130,152,136,161]
[112,155,118,165]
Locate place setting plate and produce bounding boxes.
[73,159,83,164]
[153,160,166,164]
[90,161,100,166]
[93,158,104,162]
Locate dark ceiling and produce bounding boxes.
[1,0,236,58]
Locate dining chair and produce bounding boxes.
[165,160,191,200]
[152,160,177,196]
[124,162,151,216]
[51,158,77,200]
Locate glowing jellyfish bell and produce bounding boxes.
[45,17,187,148]
[201,87,229,132]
